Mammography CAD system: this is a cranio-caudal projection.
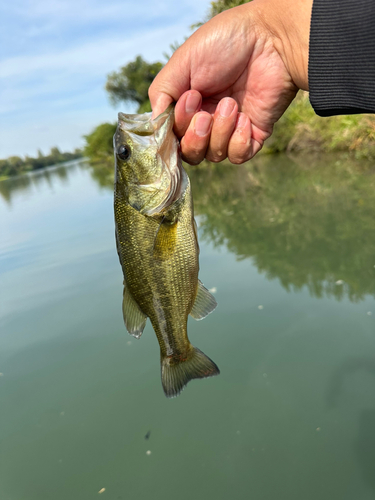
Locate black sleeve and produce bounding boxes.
[308,0,375,116]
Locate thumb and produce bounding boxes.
[149,91,174,119]
[149,50,191,118]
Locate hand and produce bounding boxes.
[149,0,312,164]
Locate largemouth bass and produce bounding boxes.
[114,105,219,398]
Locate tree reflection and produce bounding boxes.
[87,152,375,301]
[0,161,84,206]
[188,154,375,302]
[3,154,373,302]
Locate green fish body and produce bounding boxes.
[114,106,219,397]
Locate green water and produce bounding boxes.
[1,156,375,500]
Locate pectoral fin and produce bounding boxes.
[153,218,177,261]
[190,280,217,320]
[122,284,147,339]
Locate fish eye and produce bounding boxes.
[117,144,131,161]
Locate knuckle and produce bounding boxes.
[206,146,227,163]
[228,156,247,165]
[206,153,227,163]
[181,150,204,165]
[228,149,252,164]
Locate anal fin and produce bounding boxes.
[190,280,217,320]
[122,284,147,339]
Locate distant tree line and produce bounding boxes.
[0,147,82,179]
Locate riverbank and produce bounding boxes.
[0,147,83,180]
[265,92,375,159]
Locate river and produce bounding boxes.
[1,156,375,500]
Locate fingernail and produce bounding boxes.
[185,93,201,113]
[219,98,235,118]
[194,114,212,137]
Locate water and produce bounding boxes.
[1,157,375,500]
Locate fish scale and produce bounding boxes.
[114,105,220,397]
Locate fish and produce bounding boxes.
[113,105,219,398]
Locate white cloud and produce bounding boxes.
[0,0,209,157]
[1,23,187,81]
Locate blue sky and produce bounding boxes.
[0,0,208,158]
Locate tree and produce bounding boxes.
[83,122,117,164]
[193,0,250,27]
[209,0,249,16]
[105,55,164,113]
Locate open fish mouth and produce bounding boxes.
[118,105,174,137]
[117,105,182,217]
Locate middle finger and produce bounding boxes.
[205,97,238,162]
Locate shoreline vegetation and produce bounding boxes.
[2,0,374,179]
[0,147,82,180]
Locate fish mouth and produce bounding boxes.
[117,104,183,217]
[118,104,174,137]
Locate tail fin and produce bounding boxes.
[161,347,220,398]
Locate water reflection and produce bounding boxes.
[189,154,375,302]
[1,153,374,500]
[0,160,86,206]
[2,155,375,302]
[89,153,375,302]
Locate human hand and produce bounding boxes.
[149,0,312,164]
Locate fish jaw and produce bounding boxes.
[114,105,183,217]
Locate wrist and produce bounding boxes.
[252,0,312,90]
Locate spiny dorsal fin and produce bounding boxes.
[153,218,177,261]
[190,280,217,320]
[122,284,147,339]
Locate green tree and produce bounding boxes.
[105,55,164,113]
[50,147,63,163]
[209,0,249,15]
[193,0,250,27]
[83,122,117,164]
[83,123,117,186]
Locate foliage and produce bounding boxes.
[83,122,117,164]
[193,0,250,27]
[105,55,164,113]
[83,122,118,186]
[0,147,82,179]
[266,92,375,160]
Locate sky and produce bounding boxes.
[0,0,209,158]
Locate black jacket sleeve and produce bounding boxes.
[308,0,375,116]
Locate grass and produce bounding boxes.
[265,91,375,160]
